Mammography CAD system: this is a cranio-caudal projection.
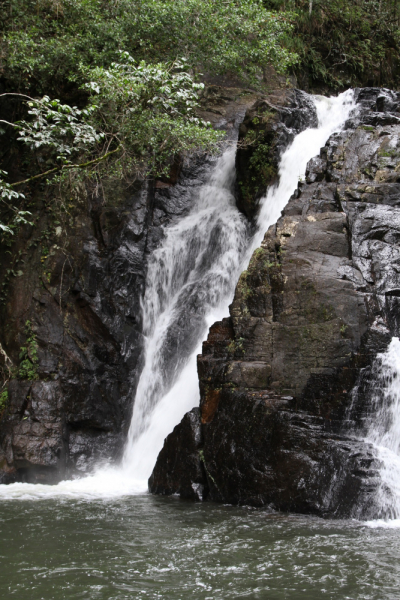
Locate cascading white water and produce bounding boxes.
[250,89,356,253]
[121,89,356,485]
[0,90,357,499]
[121,148,249,480]
[364,337,400,522]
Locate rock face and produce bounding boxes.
[150,88,400,518]
[235,89,317,219]
[0,170,208,483]
[148,408,206,501]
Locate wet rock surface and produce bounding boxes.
[235,89,318,219]
[150,88,400,517]
[148,408,206,501]
[0,157,224,484]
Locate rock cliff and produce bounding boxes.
[150,88,400,518]
[0,79,319,484]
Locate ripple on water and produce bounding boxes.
[1,496,400,599]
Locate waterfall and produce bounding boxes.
[251,89,356,252]
[363,338,400,522]
[121,89,356,487]
[121,148,250,480]
[0,90,357,499]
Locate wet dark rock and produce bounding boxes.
[150,389,381,516]
[148,408,206,501]
[0,159,213,484]
[0,178,152,483]
[150,88,400,518]
[235,89,318,219]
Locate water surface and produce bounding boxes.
[1,496,399,600]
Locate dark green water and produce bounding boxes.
[0,495,399,599]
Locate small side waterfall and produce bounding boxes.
[251,90,355,252]
[363,338,400,520]
[0,90,357,499]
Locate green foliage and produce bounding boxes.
[0,57,223,234]
[0,388,8,413]
[18,320,39,381]
[1,0,297,94]
[0,95,100,237]
[0,1,298,242]
[83,54,223,178]
[17,96,104,159]
[248,142,276,182]
[263,0,400,90]
[227,337,246,355]
[0,170,32,239]
[239,129,277,210]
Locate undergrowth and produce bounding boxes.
[18,320,39,381]
[264,0,400,90]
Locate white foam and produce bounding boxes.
[0,468,146,501]
[364,337,400,519]
[365,519,400,529]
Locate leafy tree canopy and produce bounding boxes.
[1,0,296,94]
[263,0,400,90]
[0,56,223,236]
[0,0,297,239]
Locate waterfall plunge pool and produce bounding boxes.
[1,496,400,600]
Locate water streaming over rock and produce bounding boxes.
[122,90,357,488]
[122,148,250,480]
[0,90,357,499]
[363,337,400,521]
[251,90,356,252]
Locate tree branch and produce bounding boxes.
[9,146,122,188]
[0,119,19,128]
[0,93,36,102]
